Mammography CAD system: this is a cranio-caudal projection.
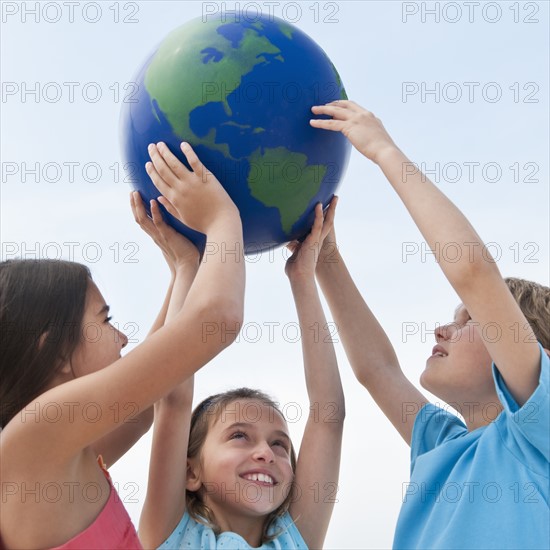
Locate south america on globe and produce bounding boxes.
[120,12,351,254]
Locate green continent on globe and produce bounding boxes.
[247,147,327,235]
[144,18,282,157]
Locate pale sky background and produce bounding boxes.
[1,1,549,548]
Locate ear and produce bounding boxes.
[58,359,73,376]
[185,458,202,492]
[37,332,73,376]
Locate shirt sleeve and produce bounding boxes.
[493,343,550,462]
[410,403,467,471]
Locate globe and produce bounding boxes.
[120,13,351,254]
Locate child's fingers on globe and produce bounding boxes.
[310,118,345,132]
[337,100,361,111]
[131,191,149,225]
[130,192,141,223]
[150,148,181,188]
[311,203,324,238]
[180,142,202,174]
[157,196,179,218]
[146,161,173,195]
[323,196,338,226]
[149,143,182,187]
[311,104,345,116]
[150,200,166,226]
[300,207,322,248]
[323,99,353,109]
[157,142,188,178]
[131,190,146,207]
[151,204,176,238]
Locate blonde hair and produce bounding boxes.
[505,277,550,349]
[186,388,297,543]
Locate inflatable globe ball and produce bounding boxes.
[120,13,350,254]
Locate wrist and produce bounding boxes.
[372,144,402,167]
[316,248,342,273]
[173,256,200,274]
[160,380,194,408]
[206,209,242,235]
[288,270,316,288]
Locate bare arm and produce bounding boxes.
[315,231,428,445]
[286,204,345,549]
[133,196,202,547]
[312,100,541,406]
[3,143,245,469]
[89,407,154,468]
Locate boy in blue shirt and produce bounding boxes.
[310,100,549,549]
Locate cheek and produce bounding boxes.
[202,448,238,474]
[279,456,294,481]
[468,334,492,365]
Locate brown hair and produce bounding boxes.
[505,277,550,350]
[0,259,91,428]
[186,388,297,543]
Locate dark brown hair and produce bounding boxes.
[0,259,91,428]
[186,388,297,543]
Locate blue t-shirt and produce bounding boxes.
[394,345,549,550]
[159,511,307,549]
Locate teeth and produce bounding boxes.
[243,473,274,485]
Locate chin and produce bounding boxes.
[419,371,444,401]
[248,496,285,517]
[419,370,431,391]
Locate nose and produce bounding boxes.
[435,323,455,342]
[118,329,129,348]
[252,442,275,464]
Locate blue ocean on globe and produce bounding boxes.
[120,13,351,254]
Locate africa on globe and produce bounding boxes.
[120,12,350,254]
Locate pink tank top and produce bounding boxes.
[51,456,143,550]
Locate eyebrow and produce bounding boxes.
[222,422,291,442]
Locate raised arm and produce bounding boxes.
[128,195,200,547]
[314,215,428,445]
[285,203,345,549]
[5,143,245,466]
[312,100,542,406]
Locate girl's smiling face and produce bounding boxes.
[187,399,295,521]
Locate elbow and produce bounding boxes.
[219,300,244,346]
[322,395,346,425]
[446,245,502,294]
[136,406,154,436]
[200,299,244,347]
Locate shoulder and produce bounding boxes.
[493,343,549,415]
[411,403,467,465]
[492,343,550,463]
[157,512,197,549]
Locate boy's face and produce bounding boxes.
[420,304,498,409]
